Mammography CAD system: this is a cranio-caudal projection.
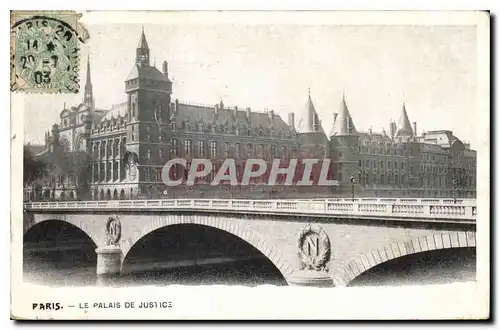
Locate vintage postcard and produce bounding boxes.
[11,10,490,320]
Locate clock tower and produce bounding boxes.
[124,28,173,197]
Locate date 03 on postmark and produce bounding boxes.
[10,11,89,94]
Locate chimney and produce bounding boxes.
[233,106,238,117]
[214,104,219,115]
[368,127,372,135]
[288,113,295,127]
[268,109,274,120]
[413,121,417,136]
[390,121,396,138]
[246,107,251,119]
[174,99,179,113]
[162,61,168,77]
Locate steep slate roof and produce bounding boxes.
[296,92,324,133]
[126,65,172,82]
[395,103,413,137]
[419,130,462,149]
[175,102,291,132]
[101,102,128,121]
[330,95,357,136]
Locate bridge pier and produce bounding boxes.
[96,245,122,276]
[287,269,334,287]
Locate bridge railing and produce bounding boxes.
[24,198,477,222]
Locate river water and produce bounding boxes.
[23,247,476,288]
[23,256,288,287]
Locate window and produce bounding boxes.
[235,143,241,158]
[258,144,264,157]
[198,140,205,157]
[171,138,178,156]
[171,123,176,131]
[247,143,253,157]
[145,168,150,181]
[281,146,287,159]
[147,149,151,159]
[146,125,151,141]
[210,141,217,158]
[159,149,163,159]
[185,140,192,155]
[224,142,230,157]
[132,102,136,119]
[131,126,135,142]
[158,127,163,141]
[358,160,362,167]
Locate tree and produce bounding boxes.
[23,146,47,201]
[46,148,92,200]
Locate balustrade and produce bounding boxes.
[23,198,476,222]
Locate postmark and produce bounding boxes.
[10,11,89,93]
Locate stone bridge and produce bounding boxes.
[23,198,477,287]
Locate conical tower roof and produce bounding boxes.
[395,102,413,137]
[137,26,149,49]
[296,90,324,133]
[330,94,357,136]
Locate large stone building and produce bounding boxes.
[330,99,476,198]
[25,29,476,201]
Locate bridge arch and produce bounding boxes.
[120,215,292,279]
[332,231,476,287]
[24,216,101,248]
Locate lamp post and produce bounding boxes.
[350,176,355,201]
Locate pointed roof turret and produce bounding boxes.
[330,93,357,136]
[296,89,324,133]
[395,102,413,137]
[137,26,149,49]
[85,54,92,87]
[83,55,94,108]
[135,27,150,68]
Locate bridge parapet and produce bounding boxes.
[24,198,476,224]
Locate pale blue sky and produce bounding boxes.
[23,22,478,147]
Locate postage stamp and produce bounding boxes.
[10,11,490,320]
[10,11,89,93]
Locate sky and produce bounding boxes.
[22,16,479,147]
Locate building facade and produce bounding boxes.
[330,100,476,198]
[25,29,476,201]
